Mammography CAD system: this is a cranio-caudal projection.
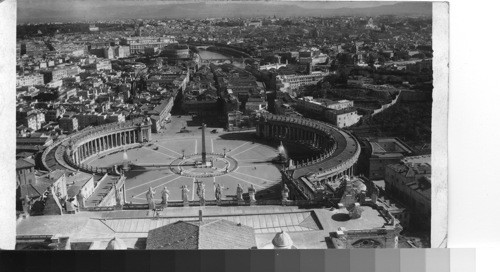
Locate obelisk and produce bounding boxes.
[201,123,207,165]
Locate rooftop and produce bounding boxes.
[16,158,35,169]
[84,174,121,207]
[16,205,392,249]
[66,172,95,198]
[146,219,256,249]
[367,137,413,157]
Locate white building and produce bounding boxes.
[276,72,329,95]
[16,74,44,87]
[385,155,431,229]
[295,97,360,128]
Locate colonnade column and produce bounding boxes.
[138,130,143,143]
[76,147,80,163]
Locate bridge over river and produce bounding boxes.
[197,47,247,68]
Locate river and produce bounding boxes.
[197,49,231,60]
[197,49,245,68]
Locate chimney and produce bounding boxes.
[199,210,203,222]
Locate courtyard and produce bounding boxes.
[85,116,283,203]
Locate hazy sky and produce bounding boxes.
[17,1,428,23]
[19,1,399,10]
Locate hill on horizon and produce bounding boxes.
[18,1,432,24]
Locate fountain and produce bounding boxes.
[273,141,289,164]
[122,150,130,171]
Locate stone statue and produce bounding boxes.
[199,183,206,200]
[371,185,380,204]
[181,185,190,203]
[282,184,290,201]
[199,183,206,206]
[215,184,222,201]
[236,184,244,201]
[76,189,85,209]
[348,203,363,219]
[161,186,170,205]
[114,183,122,207]
[65,197,77,214]
[146,187,156,210]
[22,195,31,216]
[248,185,256,203]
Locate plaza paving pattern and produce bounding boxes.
[86,129,282,203]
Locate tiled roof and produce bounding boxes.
[146,219,256,250]
[16,158,35,169]
[146,221,200,250]
[19,183,45,199]
[198,219,256,249]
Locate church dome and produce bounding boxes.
[272,231,294,248]
[106,237,127,250]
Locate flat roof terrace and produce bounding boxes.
[17,205,390,243]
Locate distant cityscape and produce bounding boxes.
[15,4,433,250]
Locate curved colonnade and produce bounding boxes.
[41,119,152,175]
[256,114,361,201]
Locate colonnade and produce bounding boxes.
[71,129,145,165]
[316,165,355,183]
[257,114,361,201]
[258,123,330,150]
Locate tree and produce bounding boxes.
[367,54,376,68]
[337,53,352,67]
[320,82,331,98]
[377,55,387,66]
